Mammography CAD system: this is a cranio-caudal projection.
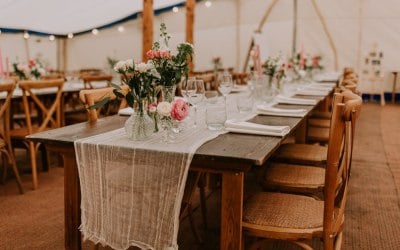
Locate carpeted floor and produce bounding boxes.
[1,103,399,250]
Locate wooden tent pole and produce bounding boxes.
[142,0,154,62]
[255,0,279,33]
[186,0,195,71]
[310,0,339,70]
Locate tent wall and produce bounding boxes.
[0,0,399,92]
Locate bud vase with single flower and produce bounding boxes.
[124,101,155,140]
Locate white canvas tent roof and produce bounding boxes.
[0,0,185,35]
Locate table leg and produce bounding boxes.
[295,120,307,143]
[220,172,244,250]
[392,72,397,104]
[62,150,82,250]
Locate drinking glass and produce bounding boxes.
[218,72,233,102]
[185,79,205,127]
[206,99,227,131]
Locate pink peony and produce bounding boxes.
[170,99,189,121]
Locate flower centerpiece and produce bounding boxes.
[13,58,49,80]
[262,53,285,88]
[146,23,194,102]
[112,59,159,140]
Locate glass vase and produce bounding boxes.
[124,102,155,141]
[161,85,176,102]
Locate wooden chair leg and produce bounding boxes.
[2,146,24,194]
[28,142,38,190]
[1,154,7,184]
[198,173,208,230]
[187,203,203,243]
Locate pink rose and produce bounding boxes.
[146,50,154,59]
[170,99,189,121]
[161,51,171,59]
[147,102,157,113]
[154,51,161,58]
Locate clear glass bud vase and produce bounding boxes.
[161,85,176,102]
[124,102,155,140]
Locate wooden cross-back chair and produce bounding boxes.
[0,81,24,193]
[232,72,248,85]
[243,92,362,250]
[79,86,129,122]
[9,79,64,190]
[263,91,362,197]
[80,74,112,89]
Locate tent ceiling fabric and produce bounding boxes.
[0,0,185,35]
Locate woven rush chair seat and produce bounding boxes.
[243,192,324,239]
[263,163,325,194]
[307,126,330,144]
[308,118,331,128]
[273,143,327,166]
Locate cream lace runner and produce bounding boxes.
[74,99,255,250]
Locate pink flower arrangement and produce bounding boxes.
[170,99,189,121]
[146,50,171,59]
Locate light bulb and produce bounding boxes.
[205,1,212,8]
[68,33,74,39]
[23,31,30,39]
[49,35,55,41]
[172,6,179,13]
[92,29,99,35]
[118,25,125,33]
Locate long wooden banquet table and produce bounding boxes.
[27,88,333,250]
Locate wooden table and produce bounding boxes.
[27,95,329,250]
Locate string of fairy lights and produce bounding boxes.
[0,0,213,42]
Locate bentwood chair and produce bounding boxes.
[9,79,64,190]
[80,74,112,89]
[0,81,24,193]
[79,86,129,122]
[243,92,361,250]
[263,91,362,197]
[272,89,356,167]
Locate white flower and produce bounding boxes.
[157,101,172,117]
[135,62,149,73]
[114,60,126,72]
[38,68,46,75]
[125,59,134,69]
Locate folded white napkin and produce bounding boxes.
[275,95,317,105]
[231,85,249,93]
[225,119,290,137]
[295,89,329,96]
[118,107,134,116]
[256,105,307,117]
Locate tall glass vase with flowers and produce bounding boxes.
[113,59,159,140]
[146,23,194,102]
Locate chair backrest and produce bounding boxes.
[0,81,16,142]
[197,73,216,90]
[323,91,362,248]
[232,72,248,85]
[80,74,112,89]
[18,79,65,134]
[79,85,128,122]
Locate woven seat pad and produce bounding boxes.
[308,127,329,143]
[0,138,5,148]
[308,118,331,128]
[243,192,324,229]
[264,163,325,189]
[273,143,327,165]
[310,111,331,119]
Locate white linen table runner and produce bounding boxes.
[74,106,255,250]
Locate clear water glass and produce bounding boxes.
[185,79,205,127]
[206,98,226,131]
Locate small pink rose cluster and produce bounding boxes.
[156,99,189,122]
[146,50,172,60]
